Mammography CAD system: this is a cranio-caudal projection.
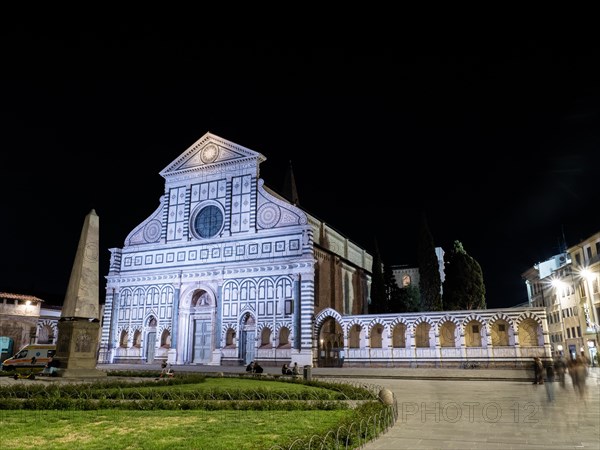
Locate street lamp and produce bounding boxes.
[557,344,563,356]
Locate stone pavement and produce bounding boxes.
[357,369,600,450]
[100,362,536,381]
[2,364,598,449]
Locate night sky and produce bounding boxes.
[1,34,599,309]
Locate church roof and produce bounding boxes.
[160,131,267,182]
[0,292,44,303]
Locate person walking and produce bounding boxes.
[573,355,588,399]
[532,357,544,385]
[545,363,555,402]
[567,357,579,392]
[554,354,567,389]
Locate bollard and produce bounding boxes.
[303,365,312,381]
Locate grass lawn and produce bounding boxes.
[0,373,390,449]
[0,409,354,449]
[115,376,334,395]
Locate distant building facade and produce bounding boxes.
[392,265,420,289]
[0,292,60,361]
[391,246,445,291]
[522,230,599,364]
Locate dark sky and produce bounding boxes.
[1,34,599,309]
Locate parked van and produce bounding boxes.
[1,344,56,371]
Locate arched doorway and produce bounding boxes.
[240,313,256,364]
[145,317,157,363]
[318,317,343,367]
[190,290,214,364]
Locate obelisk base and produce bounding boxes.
[55,319,107,378]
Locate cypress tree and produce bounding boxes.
[369,238,387,314]
[443,240,487,310]
[399,284,422,312]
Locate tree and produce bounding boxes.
[369,238,387,314]
[398,284,421,312]
[417,213,443,311]
[383,262,401,313]
[442,240,486,310]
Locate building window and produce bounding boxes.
[192,204,224,239]
[284,299,293,315]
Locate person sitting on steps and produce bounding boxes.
[157,361,174,379]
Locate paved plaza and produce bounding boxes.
[359,373,599,450]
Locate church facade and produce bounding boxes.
[98,132,371,368]
[98,132,549,369]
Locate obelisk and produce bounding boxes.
[55,209,107,377]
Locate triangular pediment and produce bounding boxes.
[160,132,266,181]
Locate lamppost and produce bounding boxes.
[557,344,563,356]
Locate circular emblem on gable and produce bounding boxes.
[144,220,162,242]
[257,203,280,229]
[200,144,219,163]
